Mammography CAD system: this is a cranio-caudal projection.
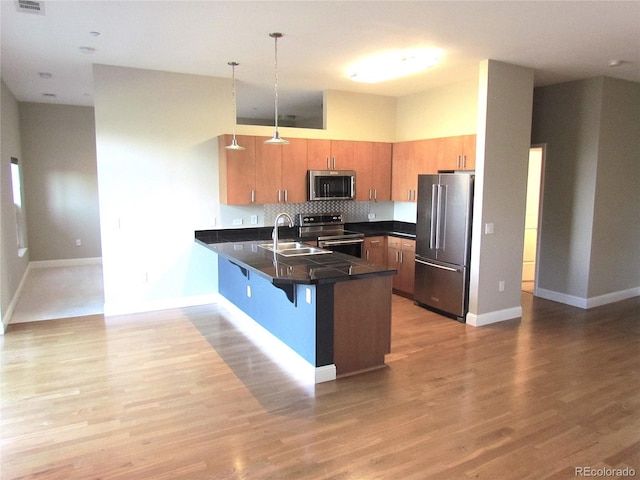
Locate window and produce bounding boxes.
[10,157,27,254]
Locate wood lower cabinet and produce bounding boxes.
[333,275,392,376]
[364,236,387,265]
[387,236,416,297]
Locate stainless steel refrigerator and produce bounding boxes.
[414,173,474,322]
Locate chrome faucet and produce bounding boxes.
[272,212,294,252]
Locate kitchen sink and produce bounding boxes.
[258,242,332,257]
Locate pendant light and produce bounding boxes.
[225,61,245,151]
[265,32,289,145]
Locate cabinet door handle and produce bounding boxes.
[366,250,370,261]
[371,240,380,245]
[284,190,288,203]
[462,154,467,169]
[332,157,337,169]
[407,189,411,201]
[374,189,377,201]
[251,190,255,203]
[277,190,281,202]
[326,157,330,169]
[456,154,461,169]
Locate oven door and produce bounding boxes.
[318,238,364,258]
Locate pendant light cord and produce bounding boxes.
[231,62,238,136]
[273,34,280,131]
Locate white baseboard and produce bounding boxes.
[536,286,640,309]
[104,293,219,317]
[29,257,103,268]
[1,265,31,335]
[217,295,336,385]
[466,306,523,327]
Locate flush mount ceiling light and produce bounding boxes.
[225,61,245,151]
[79,46,96,54]
[265,32,289,145]
[349,49,440,83]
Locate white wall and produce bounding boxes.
[468,60,534,326]
[93,65,222,315]
[1,80,30,333]
[19,103,102,261]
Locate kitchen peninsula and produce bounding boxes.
[197,237,396,383]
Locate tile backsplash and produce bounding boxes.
[264,201,371,225]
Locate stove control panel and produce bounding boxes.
[298,213,344,226]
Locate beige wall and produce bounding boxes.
[468,60,534,325]
[19,103,102,261]
[1,80,29,333]
[532,77,640,307]
[395,77,478,142]
[234,90,396,142]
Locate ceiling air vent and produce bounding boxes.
[15,0,45,15]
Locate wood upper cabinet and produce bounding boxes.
[307,139,354,170]
[254,137,282,204]
[437,134,476,171]
[219,135,256,205]
[255,137,308,204]
[280,137,308,203]
[353,141,392,202]
[392,140,417,202]
[391,139,438,202]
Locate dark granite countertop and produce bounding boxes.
[198,239,397,286]
[347,221,416,239]
[195,220,415,245]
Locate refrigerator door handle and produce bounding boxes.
[415,258,460,272]
[435,184,445,250]
[430,184,438,249]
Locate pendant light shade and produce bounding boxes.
[225,61,245,151]
[265,32,289,145]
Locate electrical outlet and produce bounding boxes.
[485,223,494,235]
[250,215,258,225]
[368,213,376,220]
[498,280,505,292]
[233,218,243,226]
[246,285,251,298]
[75,239,82,247]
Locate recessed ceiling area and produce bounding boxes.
[2,1,639,127]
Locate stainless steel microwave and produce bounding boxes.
[308,170,356,201]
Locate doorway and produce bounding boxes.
[522,146,544,294]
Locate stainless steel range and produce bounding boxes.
[297,213,364,258]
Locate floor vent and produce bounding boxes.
[15,0,45,15]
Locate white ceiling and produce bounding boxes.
[2,0,639,122]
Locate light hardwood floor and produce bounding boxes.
[1,293,638,479]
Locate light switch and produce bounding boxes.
[485,223,494,234]
[305,288,312,304]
